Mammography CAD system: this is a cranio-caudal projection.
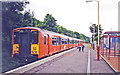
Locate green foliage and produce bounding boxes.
[89,24,103,43]
[43,14,57,31]
[2,1,29,30]
[73,32,80,39]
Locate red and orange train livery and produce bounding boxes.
[12,27,83,59]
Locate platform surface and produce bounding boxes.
[24,44,114,73]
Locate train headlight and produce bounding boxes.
[32,51,37,54]
[34,51,37,53]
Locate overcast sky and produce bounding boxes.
[25,0,120,37]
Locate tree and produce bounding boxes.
[23,11,31,27]
[73,32,80,39]
[67,30,73,37]
[44,14,57,31]
[36,21,45,29]
[2,1,29,33]
[89,24,103,43]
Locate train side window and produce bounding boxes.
[69,40,71,44]
[62,41,63,45]
[80,41,82,43]
[32,31,38,44]
[52,37,57,45]
[62,39,64,45]
[56,37,59,45]
[65,39,67,44]
[44,36,46,45]
[66,39,68,44]
[68,39,69,44]
[72,40,74,44]
[62,39,67,45]
[75,41,77,44]
[47,37,48,45]
[14,32,19,44]
[59,38,61,45]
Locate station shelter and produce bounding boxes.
[100,31,120,59]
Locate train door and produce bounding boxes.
[47,35,53,55]
[58,37,61,51]
[19,30,31,57]
[47,34,50,54]
[31,31,39,55]
[43,34,48,56]
[47,35,49,55]
[68,39,69,48]
[59,37,61,51]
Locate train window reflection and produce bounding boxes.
[72,40,74,44]
[47,37,48,45]
[14,32,19,44]
[44,36,46,45]
[32,31,38,44]
[62,39,67,45]
[59,38,61,45]
[52,37,57,45]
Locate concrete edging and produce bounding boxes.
[4,48,76,74]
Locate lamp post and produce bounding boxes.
[86,0,100,60]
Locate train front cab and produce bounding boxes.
[12,28,39,58]
[12,28,49,59]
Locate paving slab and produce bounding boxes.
[25,44,89,73]
[91,49,114,73]
[18,44,115,73]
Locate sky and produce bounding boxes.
[24,0,120,37]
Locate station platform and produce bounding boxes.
[90,49,114,73]
[23,44,114,73]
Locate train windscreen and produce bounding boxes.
[31,31,38,44]
[13,29,39,57]
[14,32,19,44]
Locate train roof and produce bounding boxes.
[104,31,120,34]
[14,27,83,41]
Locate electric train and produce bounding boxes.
[11,27,83,59]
